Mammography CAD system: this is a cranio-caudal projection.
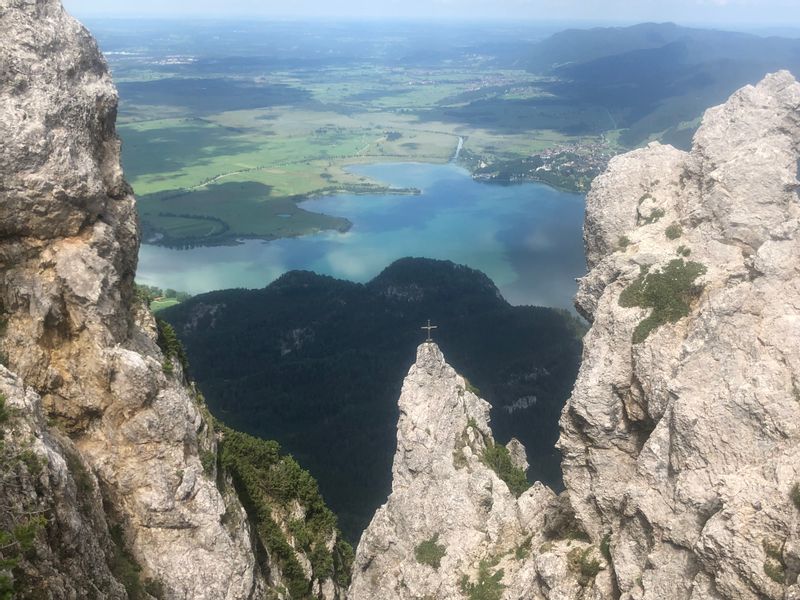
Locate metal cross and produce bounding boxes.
[421,319,438,342]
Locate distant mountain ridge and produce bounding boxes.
[527,22,691,71]
[161,258,585,540]
[528,22,800,147]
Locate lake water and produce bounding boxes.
[137,162,586,308]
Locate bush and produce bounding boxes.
[514,537,532,560]
[464,378,481,396]
[568,547,602,585]
[600,533,612,562]
[414,534,446,569]
[0,398,47,598]
[0,394,8,432]
[0,572,12,600]
[109,524,149,599]
[309,543,334,579]
[665,223,683,240]
[482,443,530,498]
[18,450,43,477]
[218,427,353,594]
[156,319,188,374]
[64,449,94,499]
[618,235,631,249]
[144,578,166,599]
[200,449,216,476]
[134,284,162,305]
[459,559,505,600]
[619,259,707,343]
[764,559,786,584]
[763,539,786,584]
[642,208,665,225]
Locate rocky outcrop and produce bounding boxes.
[353,71,800,600]
[561,70,800,600]
[0,0,268,596]
[349,342,613,599]
[0,366,129,598]
[0,0,354,597]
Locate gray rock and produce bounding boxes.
[354,72,800,600]
[349,343,613,599]
[0,366,128,598]
[506,438,530,474]
[0,1,267,597]
[561,70,800,600]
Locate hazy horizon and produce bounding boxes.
[62,0,800,29]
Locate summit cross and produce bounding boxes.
[421,319,438,342]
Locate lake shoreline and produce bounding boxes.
[140,160,581,250]
[137,162,586,309]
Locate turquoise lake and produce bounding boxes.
[137,162,586,309]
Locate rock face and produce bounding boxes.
[3,1,798,596]
[349,342,613,599]
[0,1,269,597]
[354,71,800,600]
[561,70,800,600]
[0,365,129,598]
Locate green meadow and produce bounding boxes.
[114,56,605,246]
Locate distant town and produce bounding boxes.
[467,138,615,193]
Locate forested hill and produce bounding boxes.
[528,22,800,147]
[161,258,584,540]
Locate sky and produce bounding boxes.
[62,0,800,28]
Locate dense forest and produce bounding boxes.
[162,258,585,540]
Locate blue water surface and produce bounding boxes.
[137,162,586,308]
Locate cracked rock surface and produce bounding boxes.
[350,343,613,599]
[354,72,800,600]
[0,1,265,597]
[562,70,800,600]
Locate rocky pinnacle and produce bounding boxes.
[354,72,800,600]
[350,343,611,599]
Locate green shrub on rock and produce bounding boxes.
[218,426,353,596]
[459,559,505,600]
[619,259,707,343]
[791,483,800,510]
[665,223,683,239]
[763,539,787,584]
[414,534,446,569]
[567,547,602,586]
[482,443,530,498]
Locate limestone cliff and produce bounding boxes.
[561,70,800,600]
[0,1,348,598]
[353,71,800,600]
[0,0,266,596]
[349,342,613,599]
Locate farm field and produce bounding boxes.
[92,19,796,248]
[93,21,612,247]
